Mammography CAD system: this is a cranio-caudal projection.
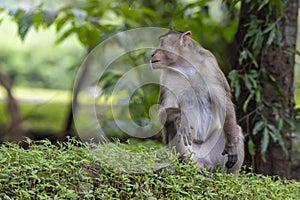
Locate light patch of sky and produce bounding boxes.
[181,0,227,24]
[0,0,81,9]
[0,18,83,51]
[207,0,224,24]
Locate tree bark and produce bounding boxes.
[230,1,298,178]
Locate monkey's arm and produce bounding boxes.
[158,84,192,146]
[159,106,192,147]
[158,86,177,145]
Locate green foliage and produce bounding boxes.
[228,0,296,162]
[0,139,299,199]
[252,119,288,162]
[0,0,239,125]
[8,6,57,40]
[0,21,83,90]
[1,0,238,64]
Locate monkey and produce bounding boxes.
[150,30,244,174]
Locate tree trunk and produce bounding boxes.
[230,1,298,178]
[0,72,24,142]
[63,45,94,139]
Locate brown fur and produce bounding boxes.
[151,30,244,174]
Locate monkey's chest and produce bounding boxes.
[160,71,213,138]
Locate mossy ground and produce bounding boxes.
[0,138,299,199]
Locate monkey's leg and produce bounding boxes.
[222,103,240,168]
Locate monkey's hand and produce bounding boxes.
[178,122,192,146]
[176,111,192,146]
[165,108,191,146]
[222,145,238,168]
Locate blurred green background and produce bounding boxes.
[0,0,299,138]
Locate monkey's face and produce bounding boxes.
[151,30,192,69]
[151,48,177,69]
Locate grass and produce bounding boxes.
[0,87,134,134]
[0,87,71,132]
[0,138,299,199]
[0,102,68,133]
[0,87,71,104]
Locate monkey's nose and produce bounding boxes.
[151,50,157,57]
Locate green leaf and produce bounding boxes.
[277,118,283,130]
[266,28,276,47]
[263,22,276,34]
[234,80,241,100]
[272,102,282,109]
[261,68,285,99]
[33,9,41,30]
[246,50,259,68]
[77,25,89,44]
[249,75,257,89]
[276,24,283,45]
[258,0,270,11]
[228,70,241,99]
[18,10,34,40]
[228,70,238,86]
[55,15,72,32]
[55,27,76,44]
[252,30,263,56]
[249,69,258,77]
[248,139,255,157]
[9,8,24,20]
[243,91,254,112]
[99,10,124,26]
[86,26,101,45]
[261,128,269,162]
[243,75,252,90]
[277,136,288,156]
[253,121,265,135]
[268,124,288,155]
[41,9,57,26]
[267,124,280,142]
[244,28,258,42]
[255,87,261,103]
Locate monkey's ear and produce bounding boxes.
[183,31,192,37]
[180,31,192,46]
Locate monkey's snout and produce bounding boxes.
[151,50,161,64]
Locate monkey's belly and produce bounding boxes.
[189,131,227,170]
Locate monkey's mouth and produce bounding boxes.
[151,60,160,63]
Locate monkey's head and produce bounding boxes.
[151,30,192,69]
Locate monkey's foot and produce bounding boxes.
[222,149,238,168]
